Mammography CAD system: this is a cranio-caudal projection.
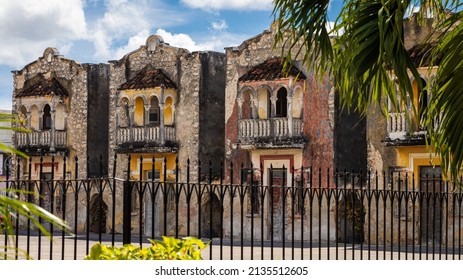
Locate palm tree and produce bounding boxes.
[273,0,463,180]
[0,113,70,258]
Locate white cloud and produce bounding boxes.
[155,28,249,53]
[114,30,151,59]
[0,0,87,67]
[155,29,207,51]
[181,0,273,11]
[89,0,189,61]
[211,20,228,31]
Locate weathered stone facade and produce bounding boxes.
[364,13,462,245]
[12,48,110,231]
[221,23,364,242]
[10,25,366,240]
[106,35,226,234]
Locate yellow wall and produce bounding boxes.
[121,88,177,126]
[396,145,442,185]
[129,153,177,182]
[165,96,173,125]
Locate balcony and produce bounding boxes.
[116,126,178,153]
[237,118,306,149]
[15,130,67,153]
[384,112,428,146]
[386,112,408,140]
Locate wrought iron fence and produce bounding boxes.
[1,156,463,260]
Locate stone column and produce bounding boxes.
[50,107,56,152]
[160,85,165,144]
[270,94,277,137]
[129,104,135,142]
[287,96,293,137]
[144,104,150,141]
[38,109,43,144]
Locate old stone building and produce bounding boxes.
[9,26,367,239]
[11,47,109,229]
[365,12,458,245]
[107,35,226,235]
[222,23,366,242]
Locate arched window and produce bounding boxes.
[42,104,52,130]
[276,87,287,118]
[149,97,160,125]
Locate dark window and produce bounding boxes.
[42,105,52,130]
[276,88,287,118]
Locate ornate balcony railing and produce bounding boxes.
[116,126,176,145]
[387,112,408,140]
[15,130,67,149]
[238,118,303,140]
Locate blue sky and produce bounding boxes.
[0,0,343,110]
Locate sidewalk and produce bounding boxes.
[2,232,460,260]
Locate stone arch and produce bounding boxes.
[89,193,108,234]
[337,191,365,243]
[146,35,164,52]
[43,47,60,62]
[201,192,222,238]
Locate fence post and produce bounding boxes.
[123,155,132,245]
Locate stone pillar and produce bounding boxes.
[270,95,277,137]
[50,107,56,152]
[160,85,165,144]
[288,96,293,137]
[129,104,135,142]
[38,109,43,144]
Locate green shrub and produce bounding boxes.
[84,236,208,260]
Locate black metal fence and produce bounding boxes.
[1,156,463,260]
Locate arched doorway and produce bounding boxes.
[201,193,222,238]
[337,191,365,243]
[89,194,108,233]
